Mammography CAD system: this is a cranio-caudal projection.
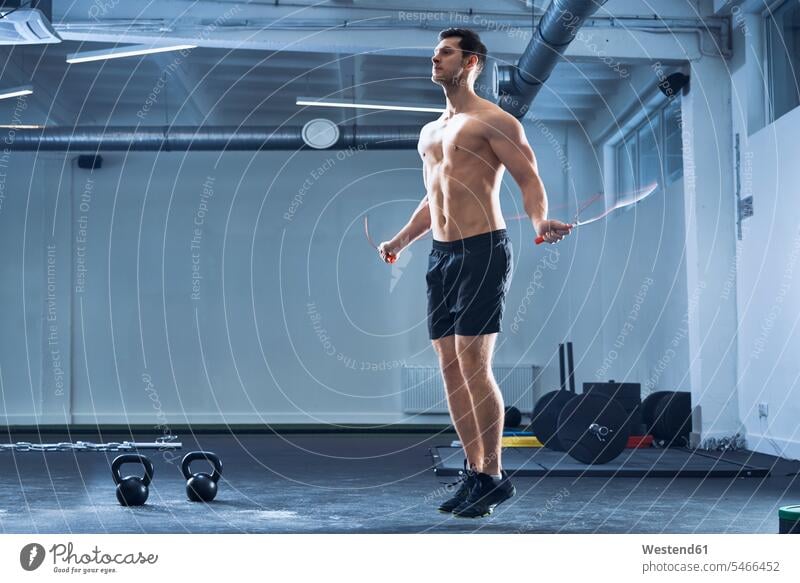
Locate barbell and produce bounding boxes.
[532,391,631,465]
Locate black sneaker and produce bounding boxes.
[437,462,477,513]
[453,471,515,518]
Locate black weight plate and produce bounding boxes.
[504,406,522,428]
[652,391,691,445]
[531,391,573,451]
[666,392,692,441]
[652,398,672,443]
[557,393,631,464]
[641,390,675,431]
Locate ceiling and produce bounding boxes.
[0,0,699,127]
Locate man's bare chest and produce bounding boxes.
[418,117,491,163]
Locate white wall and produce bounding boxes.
[730,10,800,458]
[0,120,575,426]
[0,139,49,423]
[0,113,716,431]
[736,105,800,460]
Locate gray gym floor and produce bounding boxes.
[1,432,798,534]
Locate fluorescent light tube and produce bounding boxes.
[66,44,197,64]
[296,97,444,113]
[0,85,33,100]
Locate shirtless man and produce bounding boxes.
[379,28,572,518]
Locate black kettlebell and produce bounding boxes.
[111,454,154,506]
[181,451,222,502]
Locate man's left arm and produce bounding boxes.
[487,113,572,244]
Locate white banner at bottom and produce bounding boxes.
[1,534,797,582]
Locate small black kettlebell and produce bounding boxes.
[181,451,222,502]
[111,454,154,506]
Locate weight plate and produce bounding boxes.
[504,406,522,428]
[531,391,574,451]
[652,391,691,445]
[641,390,675,431]
[557,393,631,464]
[779,505,800,520]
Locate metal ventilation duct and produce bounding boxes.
[498,0,607,118]
[4,125,421,151]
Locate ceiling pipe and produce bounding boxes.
[497,0,608,118]
[3,125,422,151]
[5,1,612,151]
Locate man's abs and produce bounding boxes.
[427,179,506,242]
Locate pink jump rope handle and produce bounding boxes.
[385,253,397,263]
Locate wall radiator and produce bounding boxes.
[401,365,538,414]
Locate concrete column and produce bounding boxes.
[680,56,742,444]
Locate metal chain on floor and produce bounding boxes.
[0,435,182,453]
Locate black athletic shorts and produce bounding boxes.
[426,229,513,340]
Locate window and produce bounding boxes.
[766,0,800,122]
[616,134,636,198]
[663,98,683,184]
[638,114,661,190]
[614,98,682,202]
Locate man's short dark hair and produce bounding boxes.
[438,28,487,75]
